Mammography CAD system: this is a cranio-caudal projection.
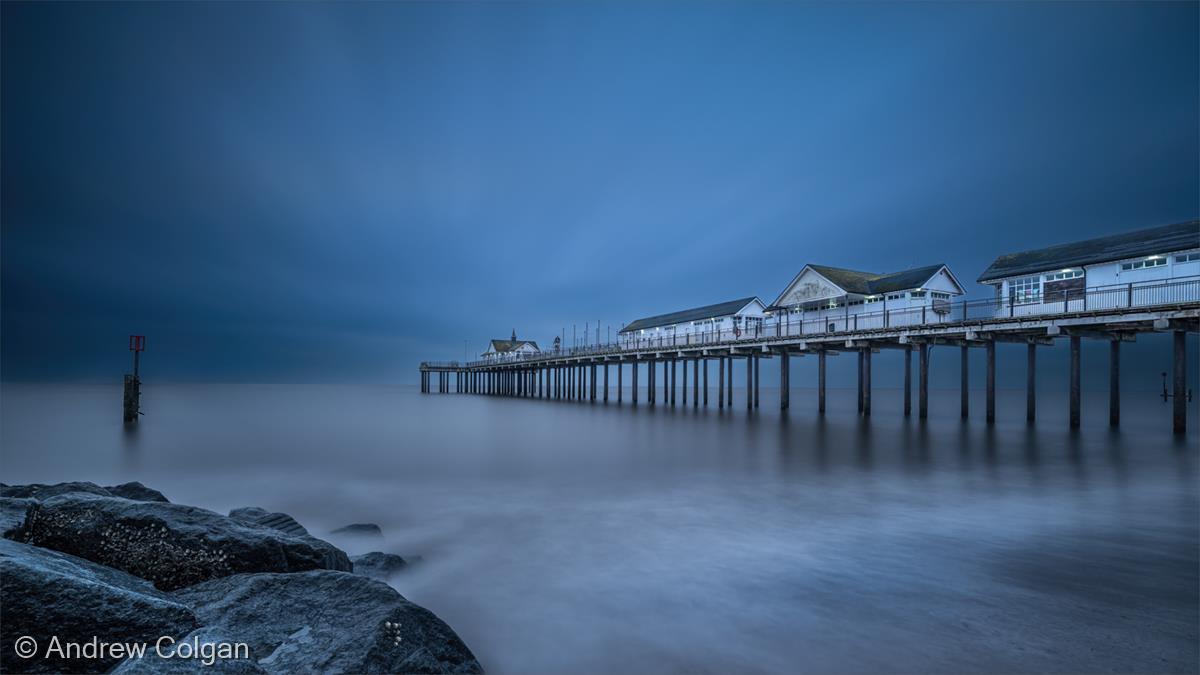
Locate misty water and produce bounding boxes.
[2,382,1197,673]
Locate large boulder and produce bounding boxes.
[140,571,482,674]
[10,493,351,590]
[0,481,169,503]
[106,482,170,503]
[331,522,383,538]
[0,538,197,674]
[351,552,412,581]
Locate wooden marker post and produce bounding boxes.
[124,335,146,424]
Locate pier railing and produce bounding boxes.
[442,275,1199,369]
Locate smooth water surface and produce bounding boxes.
[2,383,1197,673]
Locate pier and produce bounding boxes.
[422,276,1199,433]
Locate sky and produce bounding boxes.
[2,1,1197,386]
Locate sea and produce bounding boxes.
[2,382,1197,673]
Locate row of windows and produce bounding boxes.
[1176,252,1200,263]
[1044,269,1084,281]
[931,291,952,299]
[1120,258,1167,271]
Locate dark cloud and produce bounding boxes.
[3,2,1196,383]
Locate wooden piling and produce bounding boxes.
[960,344,969,419]
[746,354,753,411]
[863,348,871,416]
[1069,335,1081,429]
[754,354,760,409]
[903,346,912,416]
[682,359,688,405]
[671,359,677,406]
[780,351,790,410]
[818,350,826,414]
[856,349,864,414]
[1026,343,1036,422]
[919,343,929,420]
[718,357,725,409]
[1109,340,1119,427]
[693,358,699,408]
[1174,330,1186,434]
[986,340,995,424]
[632,360,639,406]
[703,358,709,406]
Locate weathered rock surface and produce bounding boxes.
[0,538,197,674]
[0,480,169,503]
[160,571,483,674]
[351,551,411,580]
[332,522,383,537]
[1,481,113,500]
[229,507,309,536]
[106,482,170,503]
[11,493,351,590]
[1,497,34,535]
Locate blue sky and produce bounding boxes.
[2,1,1196,383]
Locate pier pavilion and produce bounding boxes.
[618,297,766,348]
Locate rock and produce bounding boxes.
[351,552,411,580]
[229,507,309,537]
[162,571,482,674]
[332,523,383,537]
[105,482,170,503]
[1,481,113,500]
[10,493,351,591]
[110,626,267,674]
[0,538,197,674]
[0,497,34,536]
[0,481,169,503]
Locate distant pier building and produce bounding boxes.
[481,331,540,363]
[619,297,766,347]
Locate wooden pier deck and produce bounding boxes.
[421,276,1200,433]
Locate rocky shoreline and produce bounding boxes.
[0,482,482,674]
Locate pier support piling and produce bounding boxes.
[703,358,709,406]
[1069,335,1081,429]
[960,344,969,419]
[754,355,760,409]
[1174,330,1186,434]
[903,346,912,416]
[1109,340,1119,427]
[780,351,790,410]
[693,359,699,408]
[718,357,725,409]
[1026,344,1036,422]
[857,349,864,414]
[863,348,872,416]
[818,350,826,415]
[919,343,929,420]
[986,340,995,424]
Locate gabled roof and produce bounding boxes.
[771,264,957,307]
[977,220,1200,283]
[619,297,762,334]
[483,339,539,355]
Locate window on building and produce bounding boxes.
[931,292,951,299]
[910,291,926,298]
[887,293,903,301]
[1176,252,1200,263]
[826,300,840,309]
[1009,275,1041,303]
[849,300,863,306]
[1120,257,1167,271]
[1044,269,1084,281]
[864,296,882,304]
